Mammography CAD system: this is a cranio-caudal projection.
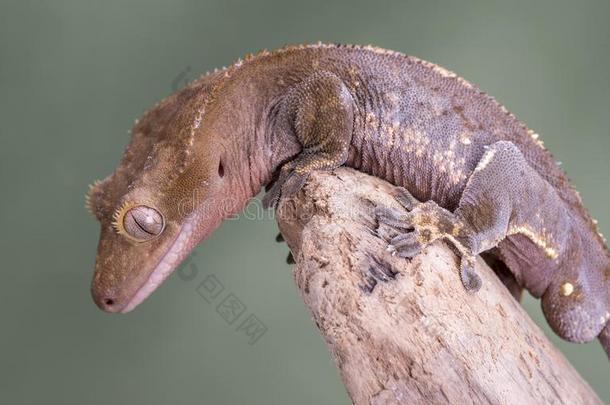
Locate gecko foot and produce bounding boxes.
[263,147,349,209]
[376,187,482,292]
[262,161,309,209]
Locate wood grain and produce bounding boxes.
[276,167,601,405]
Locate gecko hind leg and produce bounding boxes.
[378,141,565,296]
[452,141,609,345]
[376,188,482,292]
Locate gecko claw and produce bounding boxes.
[286,252,295,264]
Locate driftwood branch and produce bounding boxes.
[276,168,601,405]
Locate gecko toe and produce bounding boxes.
[262,185,281,209]
[359,257,396,293]
[392,187,419,211]
[396,245,422,258]
[459,258,482,292]
[369,260,397,282]
[359,276,377,294]
[388,233,422,258]
[262,170,308,209]
[286,251,295,264]
[375,207,413,230]
[281,171,308,200]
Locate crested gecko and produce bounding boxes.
[86,43,610,359]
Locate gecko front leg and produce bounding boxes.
[263,71,354,208]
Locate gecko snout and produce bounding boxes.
[90,281,122,313]
[92,293,121,313]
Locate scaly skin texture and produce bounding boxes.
[87,43,610,358]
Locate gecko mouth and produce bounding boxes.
[120,214,198,313]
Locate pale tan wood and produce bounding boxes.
[276,167,601,405]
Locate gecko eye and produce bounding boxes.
[112,203,164,242]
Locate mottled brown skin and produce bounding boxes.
[87,43,610,358]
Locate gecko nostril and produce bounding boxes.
[103,298,115,307]
[218,159,225,178]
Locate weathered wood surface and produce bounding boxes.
[276,167,601,405]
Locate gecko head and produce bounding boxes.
[86,75,252,313]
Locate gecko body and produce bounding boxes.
[86,44,610,357]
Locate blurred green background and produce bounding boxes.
[1,0,609,403]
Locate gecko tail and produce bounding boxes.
[599,322,610,360]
